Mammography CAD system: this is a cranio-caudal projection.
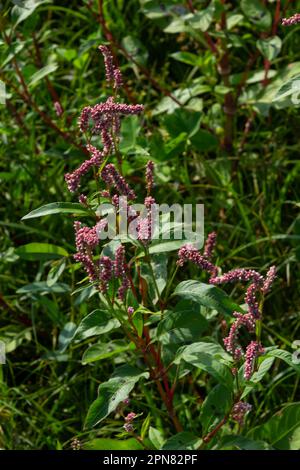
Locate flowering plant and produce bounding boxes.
[22,42,299,451]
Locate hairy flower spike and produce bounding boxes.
[210,268,264,287]
[245,283,261,319]
[223,312,255,360]
[146,161,155,194]
[101,163,136,200]
[203,231,217,260]
[232,401,252,426]
[99,256,113,293]
[244,341,264,380]
[262,266,276,295]
[282,13,300,26]
[177,243,217,276]
[65,145,105,192]
[99,45,123,89]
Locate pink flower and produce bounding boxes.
[232,401,252,426]
[244,341,264,380]
[282,13,300,26]
[262,266,276,294]
[177,243,217,276]
[54,101,63,117]
[146,161,155,194]
[101,163,136,200]
[203,231,217,260]
[223,312,255,360]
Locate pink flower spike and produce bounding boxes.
[282,13,300,26]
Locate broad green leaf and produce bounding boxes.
[248,403,300,450]
[266,349,300,374]
[162,432,202,450]
[74,310,120,340]
[22,202,92,220]
[220,435,272,450]
[163,109,201,139]
[188,4,215,32]
[85,365,149,427]
[256,36,282,61]
[140,253,168,304]
[241,356,275,399]
[174,341,233,388]
[273,75,300,103]
[84,438,143,450]
[149,426,165,450]
[82,341,130,364]
[121,36,148,66]
[28,63,58,87]
[17,281,70,295]
[157,300,208,344]
[170,52,201,67]
[190,129,218,151]
[12,0,51,26]
[173,280,244,317]
[58,322,77,353]
[15,243,68,261]
[240,0,272,30]
[200,384,232,434]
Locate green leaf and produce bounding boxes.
[21,202,93,220]
[149,426,165,450]
[121,36,148,66]
[200,384,232,434]
[190,129,218,151]
[170,51,202,67]
[241,356,275,399]
[120,115,141,153]
[140,253,168,304]
[240,0,272,30]
[273,75,300,103]
[248,403,300,450]
[28,63,58,87]
[12,0,51,26]
[256,37,282,61]
[22,202,92,220]
[58,322,77,353]
[162,432,202,450]
[84,438,143,450]
[188,4,215,32]
[17,281,70,295]
[157,300,208,344]
[85,365,149,427]
[266,348,300,374]
[173,280,244,317]
[15,243,68,261]
[174,342,233,388]
[220,435,272,450]
[74,310,120,340]
[163,109,201,139]
[82,341,130,365]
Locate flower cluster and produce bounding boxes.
[177,236,276,380]
[177,233,218,277]
[65,46,143,194]
[65,45,149,300]
[231,401,252,426]
[123,412,137,433]
[282,13,300,26]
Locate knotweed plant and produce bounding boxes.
[23,45,292,451]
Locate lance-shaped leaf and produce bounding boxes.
[85,365,149,428]
[173,280,244,317]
